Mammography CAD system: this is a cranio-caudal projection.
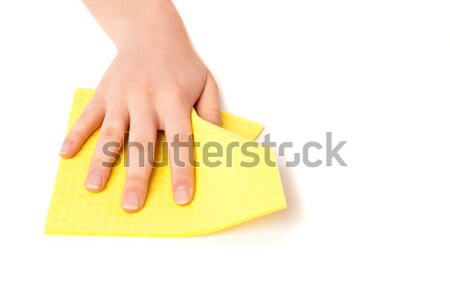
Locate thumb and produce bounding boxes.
[196,71,221,126]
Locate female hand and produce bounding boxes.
[59,0,221,212]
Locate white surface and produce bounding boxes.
[0,0,449,299]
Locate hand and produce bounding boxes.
[59,0,221,212]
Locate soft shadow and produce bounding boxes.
[206,156,303,243]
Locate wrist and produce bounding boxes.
[114,0,183,51]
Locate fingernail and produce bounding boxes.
[59,141,71,156]
[122,192,140,211]
[174,186,191,205]
[86,173,102,191]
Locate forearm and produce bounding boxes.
[82,0,191,52]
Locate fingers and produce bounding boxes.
[195,72,221,126]
[62,73,215,209]
[121,109,157,212]
[85,106,128,192]
[164,109,195,206]
[59,96,105,158]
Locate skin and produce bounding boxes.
[59,0,221,212]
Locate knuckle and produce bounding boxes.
[125,174,148,188]
[129,84,153,97]
[81,103,102,119]
[85,96,102,111]
[169,89,185,102]
[208,108,221,120]
[175,131,192,142]
[67,128,83,142]
[87,89,106,108]
[157,85,186,103]
[131,120,154,133]
[171,163,194,178]
[168,125,192,142]
[129,127,156,148]
[92,152,116,166]
[130,134,152,147]
[91,156,107,168]
[101,127,123,142]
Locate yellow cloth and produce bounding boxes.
[45,89,286,237]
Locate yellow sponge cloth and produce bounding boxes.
[45,89,286,237]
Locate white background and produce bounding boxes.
[0,0,449,299]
